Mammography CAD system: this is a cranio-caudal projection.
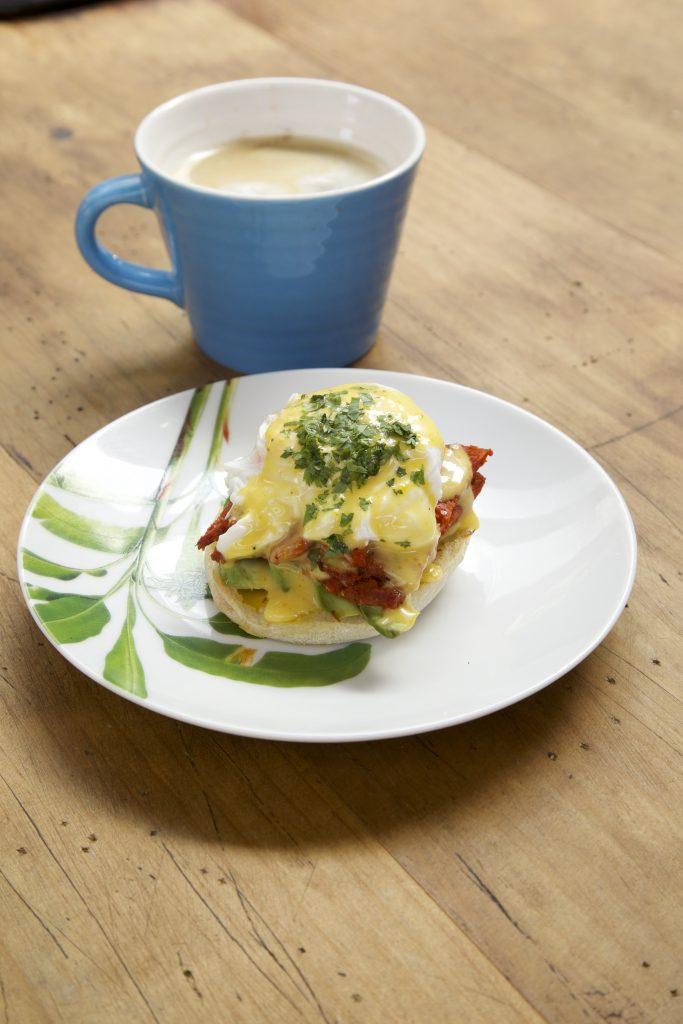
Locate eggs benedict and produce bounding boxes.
[198,384,491,642]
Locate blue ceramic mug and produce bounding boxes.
[75,78,425,372]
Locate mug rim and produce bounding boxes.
[134,77,426,202]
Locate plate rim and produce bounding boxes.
[17,368,638,742]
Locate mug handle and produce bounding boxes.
[75,174,183,306]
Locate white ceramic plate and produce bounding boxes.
[17,369,636,742]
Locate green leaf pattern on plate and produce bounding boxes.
[25,381,373,695]
[22,549,108,580]
[28,584,111,645]
[159,632,370,687]
[208,611,253,638]
[103,592,146,697]
[32,492,144,554]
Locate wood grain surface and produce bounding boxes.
[1,2,681,1021]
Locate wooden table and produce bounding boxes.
[1,2,681,1021]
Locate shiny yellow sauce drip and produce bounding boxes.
[422,562,443,584]
[261,571,319,624]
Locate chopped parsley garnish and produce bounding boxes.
[303,503,318,525]
[411,467,425,485]
[393,489,404,495]
[358,497,371,511]
[325,533,349,554]
[386,477,395,487]
[280,389,418,493]
[396,540,412,548]
[339,512,354,528]
[396,466,407,477]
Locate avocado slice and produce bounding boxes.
[218,558,271,590]
[316,583,417,637]
[270,566,292,592]
[316,584,359,620]
[358,604,417,639]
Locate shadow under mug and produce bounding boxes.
[75,78,425,373]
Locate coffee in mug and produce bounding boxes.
[173,134,387,197]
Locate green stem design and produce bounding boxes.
[207,379,235,469]
[134,383,213,575]
[156,380,235,609]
